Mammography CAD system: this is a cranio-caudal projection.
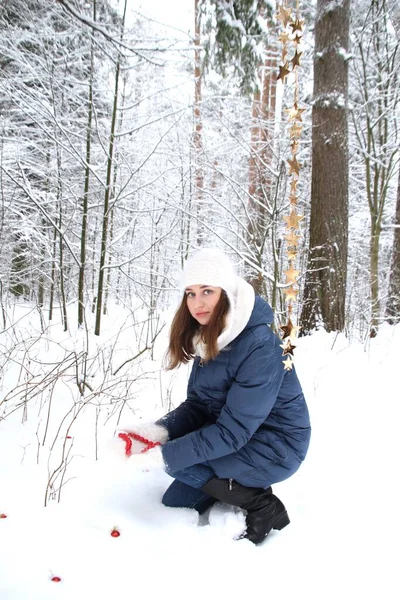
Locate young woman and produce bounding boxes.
[119,248,311,544]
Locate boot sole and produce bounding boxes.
[244,510,290,544]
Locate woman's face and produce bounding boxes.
[185,285,222,325]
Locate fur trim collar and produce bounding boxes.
[193,276,255,359]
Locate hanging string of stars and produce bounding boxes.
[276,1,305,370]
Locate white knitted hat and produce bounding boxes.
[180,248,238,299]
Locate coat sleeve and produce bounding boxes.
[156,362,208,440]
[161,338,286,473]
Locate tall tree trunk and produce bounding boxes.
[37,218,46,307]
[194,0,205,246]
[54,122,68,331]
[247,21,278,297]
[78,0,96,328]
[58,198,68,332]
[48,225,57,322]
[385,168,400,323]
[103,206,114,316]
[94,0,127,336]
[300,0,350,333]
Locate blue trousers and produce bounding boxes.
[163,463,216,513]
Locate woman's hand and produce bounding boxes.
[126,445,165,471]
[117,421,169,445]
[111,421,168,460]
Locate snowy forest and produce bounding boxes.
[0,1,400,597]
[1,0,399,340]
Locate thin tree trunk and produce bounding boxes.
[103,207,114,316]
[248,85,261,207]
[247,20,278,297]
[54,126,68,331]
[78,0,96,327]
[351,0,399,336]
[194,0,204,246]
[48,225,57,321]
[94,0,127,336]
[58,199,68,332]
[37,221,46,308]
[370,223,380,334]
[385,168,400,323]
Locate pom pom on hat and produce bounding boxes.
[180,248,238,297]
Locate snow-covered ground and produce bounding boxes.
[0,304,399,600]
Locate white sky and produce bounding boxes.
[113,0,194,38]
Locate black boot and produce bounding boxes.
[202,477,290,545]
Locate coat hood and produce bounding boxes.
[194,277,274,358]
[244,295,274,330]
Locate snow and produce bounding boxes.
[317,0,348,22]
[1,304,399,600]
[313,92,347,108]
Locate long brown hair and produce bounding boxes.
[165,290,230,369]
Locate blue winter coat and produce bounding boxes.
[159,296,311,488]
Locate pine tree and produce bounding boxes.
[300,0,350,334]
[201,0,271,94]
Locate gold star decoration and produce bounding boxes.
[281,340,297,356]
[289,17,305,34]
[291,50,303,69]
[285,264,300,283]
[284,230,301,246]
[277,62,291,82]
[285,106,298,121]
[283,286,299,302]
[282,356,293,371]
[279,31,292,45]
[286,103,306,122]
[290,324,301,338]
[280,318,294,339]
[288,155,302,176]
[291,139,300,154]
[293,33,303,45]
[283,210,303,229]
[287,248,298,261]
[290,122,303,139]
[278,4,306,370]
[276,5,293,27]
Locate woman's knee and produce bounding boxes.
[162,481,181,508]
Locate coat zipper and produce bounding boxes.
[193,357,203,385]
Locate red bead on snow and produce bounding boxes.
[111,528,120,537]
[51,576,62,582]
[0,514,7,519]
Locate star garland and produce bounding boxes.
[276,1,305,370]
